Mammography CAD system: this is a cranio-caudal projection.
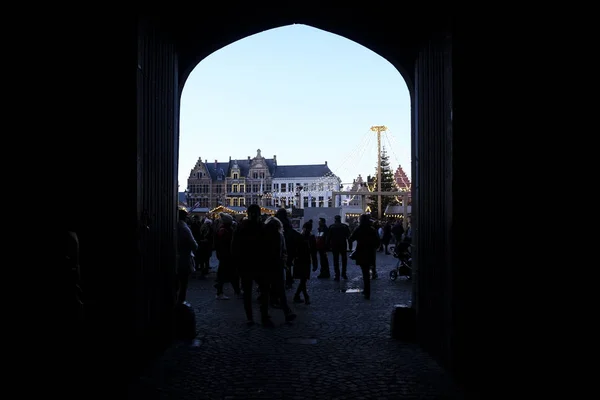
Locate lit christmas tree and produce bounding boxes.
[367,147,399,218]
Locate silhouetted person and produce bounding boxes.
[293,222,318,305]
[391,220,405,246]
[197,218,214,278]
[275,208,301,290]
[264,216,297,324]
[349,214,380,300]
[327,215,351,280]
[316,217,330,278]
[232,204,269,325]
[66,229,84,324]
[381,221,392,254]
[214,212,240,299]
[190,216,202,277]
[177,209,198,303]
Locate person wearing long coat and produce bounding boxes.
[293,222,318,305]
[348,214,380,300]
[214,212,241,299]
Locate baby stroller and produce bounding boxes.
[390,241,412,281]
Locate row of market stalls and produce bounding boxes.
[178,203,410,227]
[341,205,411,220]
[187,205,280,221]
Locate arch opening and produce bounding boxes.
[68,11,462,396]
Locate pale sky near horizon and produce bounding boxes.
[179,24,411,190]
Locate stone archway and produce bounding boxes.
[52,9,472,394]
[136,11,455,383]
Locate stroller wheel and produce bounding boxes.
[389,270,398,281]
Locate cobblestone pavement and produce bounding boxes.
[128,252,464,399]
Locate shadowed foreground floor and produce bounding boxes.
[128,252,464,399]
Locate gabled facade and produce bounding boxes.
[344,174,371,207]
[186,157,214,208]
[394,164,411,191]
[186,149,341,209]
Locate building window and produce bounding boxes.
[303,197,308,208]
[233,173,238,179]
[318,196,324,207]
[273,183,279,191]
[233,184,238,193]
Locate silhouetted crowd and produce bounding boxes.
[177,204,408,326]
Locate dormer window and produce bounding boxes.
[233,173,238,179]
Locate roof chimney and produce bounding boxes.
[229,156,231,161]
[214,159,218,169]
[273,155,277,161]
[248,156,251,161]
[204,159,207,164]
[325,161,328,165]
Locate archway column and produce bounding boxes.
[412,30,455,378]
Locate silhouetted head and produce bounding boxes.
[220,212,233,226]
[334,215,341,222]
[359,213,371,226]
[247,204,261,223]
[275,208,288,221]
[265,216,283,234]
[178,209,188,221]
[302,221,311,234]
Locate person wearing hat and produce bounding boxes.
[327,215,351,280]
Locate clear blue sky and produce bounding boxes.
[179,24,411,190]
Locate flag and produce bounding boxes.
[189,201,200,212]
